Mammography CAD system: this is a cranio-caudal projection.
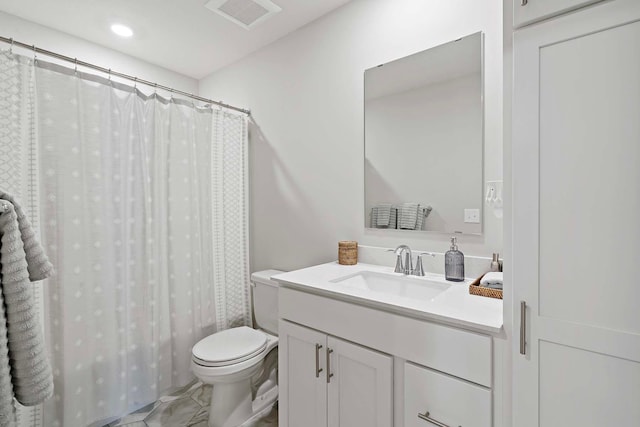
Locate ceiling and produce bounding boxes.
[0,0,352,79]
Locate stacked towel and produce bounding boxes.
[370,205,398,229]
[376,203,393,227]
[399,202,419,230]
[0,195,54,426]
[480,272,503,290]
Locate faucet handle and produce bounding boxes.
[386,249,404,273]
[412,252,436,276]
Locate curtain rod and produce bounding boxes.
[0,35,251,115]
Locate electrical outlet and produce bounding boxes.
[464,209,480,224]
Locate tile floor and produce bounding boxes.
[107,382,278,427]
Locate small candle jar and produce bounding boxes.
[338,241,358,265]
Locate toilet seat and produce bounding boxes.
[192,326,268,367]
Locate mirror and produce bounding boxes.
[364,32,484,234]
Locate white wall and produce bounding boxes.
[199,0,503,272]
[365,73,483,234]
[0,11,197,97]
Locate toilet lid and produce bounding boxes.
[192,326,267,366]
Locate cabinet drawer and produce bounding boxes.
[405,362,491,427]
[514,0,604,27]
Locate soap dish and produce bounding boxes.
[469,273,503,300]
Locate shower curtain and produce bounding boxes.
[0,51,251,427]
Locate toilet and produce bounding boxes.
[191,270,283,427]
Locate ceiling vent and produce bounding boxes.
[205,0,282,30]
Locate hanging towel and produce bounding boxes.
[370,207,378,228]
[376,203,393,227]
[399,202,419,230]
[0,199,54,414]
[389,207,398,229]
[415,205,433,231]
[0,191,54,281]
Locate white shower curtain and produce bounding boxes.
[1,52,251,427]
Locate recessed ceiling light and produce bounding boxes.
[111,24,133,38]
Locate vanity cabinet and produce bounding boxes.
[277,285,498,427]
[513,0,603,27]
[512,0,640,425]
[278,320,393,427]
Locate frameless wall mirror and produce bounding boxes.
[364,32,484,235]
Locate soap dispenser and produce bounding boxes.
[445,236,465,282]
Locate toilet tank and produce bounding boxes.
[251,270,284,336]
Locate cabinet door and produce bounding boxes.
[404,362,491,427]
[327,336,392,427]
[513,1,640,426]
[279,320,327,427]
[514,0,603,27]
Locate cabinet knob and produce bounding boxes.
[521,0,528,5]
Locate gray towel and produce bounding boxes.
[399,202,419,230]
[0,199,54,420]
[415,205,433,231]
[0,191,54,281]
[376,204,392,227]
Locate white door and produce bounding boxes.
[279,320,327,427]
[513,1,640,426]
[326,336,392,427]
[513,0,603,27]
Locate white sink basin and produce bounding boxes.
[330,271,450,301]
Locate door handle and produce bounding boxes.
[520,300,526,355]
[326,347,334,383]
[315,344,323,378]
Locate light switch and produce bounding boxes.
[464,209,480,224]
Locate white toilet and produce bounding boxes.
[191,270,283,427]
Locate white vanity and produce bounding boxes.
[273,262,504,427]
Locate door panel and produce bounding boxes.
[513,2,640,426]
[279,320,327,427]
[327,336,392,427]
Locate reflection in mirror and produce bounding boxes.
[364,32,483,234]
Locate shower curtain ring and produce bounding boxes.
[32,44,37,61]
[9,38,13,54]
[133,77,137,90]
[108,68,112,81]
[74,58,78,74]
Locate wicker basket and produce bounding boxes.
[338,241,358,265]
[469,273,503,299]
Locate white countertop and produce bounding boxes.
[272,262,503,334]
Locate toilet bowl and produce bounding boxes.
[191,270,283,427]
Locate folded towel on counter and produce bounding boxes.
[480,272,503,289]
[0,198,54,416]
[376,203,393,227]
[399,202,419,230]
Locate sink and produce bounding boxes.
[330,271,450,301]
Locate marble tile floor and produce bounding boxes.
[106,382,278,427]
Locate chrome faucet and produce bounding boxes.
[388,246,436,276]
[388,245,413,275]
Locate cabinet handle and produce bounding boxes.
[521,0,528,5]
[326,347,334,383]
[315,344,323,378]
[520,300,527,355]
[418,411,459,427]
